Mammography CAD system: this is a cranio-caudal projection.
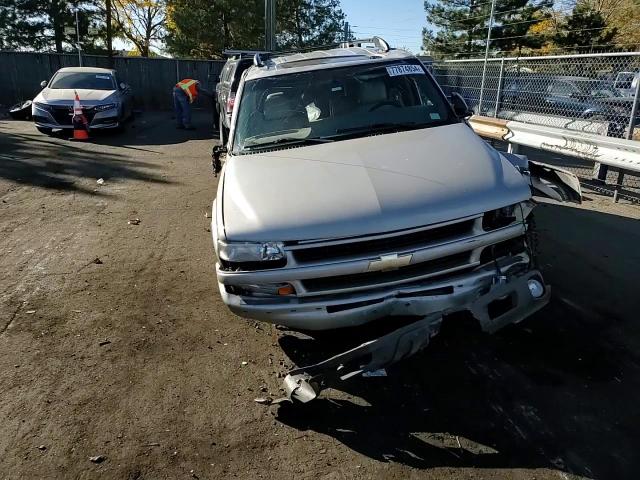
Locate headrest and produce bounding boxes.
[360,80,387,104]
[263,92,299,121]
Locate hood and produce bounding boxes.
[36,88,116,103]
[222,123,531,242]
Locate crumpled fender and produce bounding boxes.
[501,152,582,203]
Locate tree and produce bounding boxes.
[112,0,165,56]
[276,0,346,50]
[423,0,492,58]
[0,0,104,53]
[491,0,552,54]
[423,0,552,58]
[165,0,264,58]
[554,3,617,52]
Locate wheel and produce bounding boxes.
[36,126,52,135]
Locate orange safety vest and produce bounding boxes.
[176,78,198,103]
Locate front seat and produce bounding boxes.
[261,91,309,131]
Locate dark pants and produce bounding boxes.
[173,86,191,128]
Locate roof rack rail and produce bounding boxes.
[253,52,270,67]
[223,49,269,58]
[339,36,390,52]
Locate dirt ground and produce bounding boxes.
[1,113,639,480]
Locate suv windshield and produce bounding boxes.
[232,60,455,152]
[50,72,114,90]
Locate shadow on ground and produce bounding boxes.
[0,118,179,194]
[91,110,217,149]
[276,202,640,479]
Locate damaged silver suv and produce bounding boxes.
[211,38,580,401]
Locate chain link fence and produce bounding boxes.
[430,52,640,201]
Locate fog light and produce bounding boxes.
[527,279,544,298]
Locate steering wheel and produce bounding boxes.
[369,101,401,112]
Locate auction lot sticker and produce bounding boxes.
[386,65,424,76]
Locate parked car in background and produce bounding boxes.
[215,52,260,144]
[500,75,638,136]
[32,67,134,135]
[613,71,639,97]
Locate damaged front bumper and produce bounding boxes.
[280,267,549,403]
[219,256,547,332]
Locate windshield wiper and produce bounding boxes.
[331,121,438,138]
[242,137,334,151]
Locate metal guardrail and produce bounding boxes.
[469,115,640,203]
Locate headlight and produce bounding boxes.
[34,102,53,112]
[93,103,117,112]
[482,204,518,231]
[218,241,286,269]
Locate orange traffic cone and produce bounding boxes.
[71,90,89,141]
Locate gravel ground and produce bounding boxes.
[1,113,639,480]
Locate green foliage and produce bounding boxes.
[424,0,551,58]
[0,0,105,53]
[165,0,346,58]
[165,0,264,58]
[554,3,617,52]
[276,0,346,50]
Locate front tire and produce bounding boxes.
[36,126,52,135]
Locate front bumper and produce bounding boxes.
[32,103,120,130]
[219,258,549,332]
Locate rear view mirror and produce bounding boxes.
[120,82,126,90]
[40,80,47,88]
[450,92,473,118]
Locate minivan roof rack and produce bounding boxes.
[339,36,390,52]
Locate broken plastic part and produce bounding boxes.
[278,314,442,403]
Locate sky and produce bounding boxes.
[340,0,426,53]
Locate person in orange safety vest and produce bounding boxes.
[173,78,211,130]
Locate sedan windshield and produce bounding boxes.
[578,81,621,98]
[233,60,456,152]
[50,72,114,90]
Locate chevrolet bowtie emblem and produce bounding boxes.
[368,253,413,272]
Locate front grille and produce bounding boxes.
[292,219,475,264]
[302,251,472,293]
[51,107,96,126]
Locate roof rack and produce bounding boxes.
[339,36,390,52]
[223,49,269,58]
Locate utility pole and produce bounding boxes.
[75,8,83,67]
[265,0,276,51]
[343,21,350,42]
[106,0,113,67]
[478,0,496,113]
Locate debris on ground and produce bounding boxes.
[92,257,103,265]
[128,218,141,225]
[241,361,248,366]
[37,445,46,451]
[96,178,105,185]
[254,397,273,405]
[25,310,36,314]
[98,340,111,346]
[89,455,105,463]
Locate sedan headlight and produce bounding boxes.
[93,103,117,112]
[218,241,286,269]
[34,102,53,112]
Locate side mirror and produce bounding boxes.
[119,82,127,90]
[40,80,47,88]
[450,92,473,118]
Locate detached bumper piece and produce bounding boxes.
[279,270,549,404]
